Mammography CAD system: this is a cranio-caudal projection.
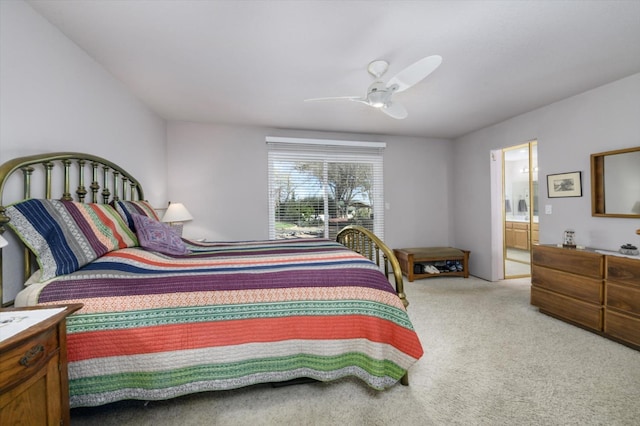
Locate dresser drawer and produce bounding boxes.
[531,286,603,331]
[532,265,603,304]
[0,328,60,392]
[607,282,640,316]
[532,245,603,278]
[605,310,640,348]
[607,256,640,286]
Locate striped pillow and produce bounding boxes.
[112,200,160,232]
[5,199,138,281]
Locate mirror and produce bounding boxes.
[591,146,640,217]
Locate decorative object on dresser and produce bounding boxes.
[562,229,576,248]
[619,243,639,256]
[0,304,83,426]
[393,247,470,282]
[531,245,639,350]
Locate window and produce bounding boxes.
[267,137,385,241]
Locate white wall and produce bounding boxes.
[0,1,167,202]
[453,73,640,281]
[166,123,270,241]
[166,122,453,250]
[0,1,167,302]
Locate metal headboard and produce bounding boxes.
[0,152,145,306]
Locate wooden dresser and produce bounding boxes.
[531,245,604,331]
[531,245,639,350]
[0,304,82,426]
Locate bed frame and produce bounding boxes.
[0,152,408,311]
[0,152,412,389]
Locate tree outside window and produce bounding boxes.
[272,160,376,240]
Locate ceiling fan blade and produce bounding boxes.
[305,96,364,102]
[381,101,408,119]
[387,55,442,93]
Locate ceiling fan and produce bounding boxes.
[305,55,442,119]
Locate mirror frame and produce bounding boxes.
[591,146,640,218]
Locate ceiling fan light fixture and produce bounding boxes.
[368,90,387,108]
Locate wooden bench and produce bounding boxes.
[393,247,470,282]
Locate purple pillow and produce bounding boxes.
[131,214,189,255]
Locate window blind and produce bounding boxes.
[267,137,385,241]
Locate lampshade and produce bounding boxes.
[0,234,8,248]
[161,203,193,223]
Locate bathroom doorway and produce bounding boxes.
[503,141,538,278]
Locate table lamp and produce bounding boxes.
[161,203,193,236]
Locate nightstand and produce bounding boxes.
[0,304,82,426]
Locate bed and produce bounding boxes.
[0,152,423,408]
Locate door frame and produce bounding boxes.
[490,149,504,281]
[490,140,538,281]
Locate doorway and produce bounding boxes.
[503,141,538,278]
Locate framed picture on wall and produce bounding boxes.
[547,171,582,198]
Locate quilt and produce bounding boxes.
[19,238,424,407]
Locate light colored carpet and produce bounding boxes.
[71,277,640,426]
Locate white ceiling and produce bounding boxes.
[28,0,640,139]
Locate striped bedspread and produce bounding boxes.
[20,238,424,407]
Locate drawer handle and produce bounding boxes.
[20,344,45,367]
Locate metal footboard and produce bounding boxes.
[336,225,411,386]
[336,225,407,308]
